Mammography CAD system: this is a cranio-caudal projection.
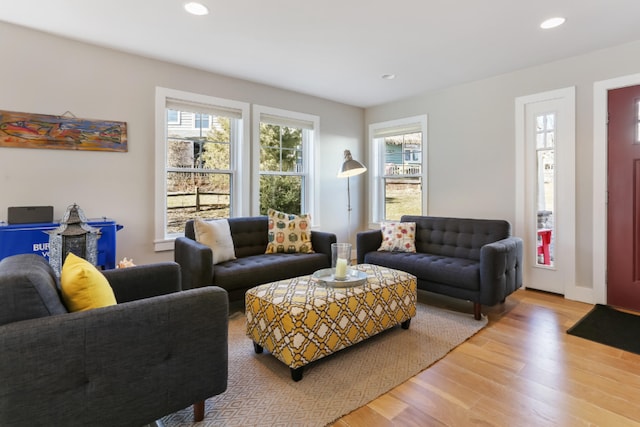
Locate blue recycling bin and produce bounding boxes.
[0,218,123,270]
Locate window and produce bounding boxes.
[369,115,427,223]
[194,113,210,130]
[167,109,180,125]
[252,105,318,217]
[636,99,640,143]
[535,112,556,267]
[154,88,249,251]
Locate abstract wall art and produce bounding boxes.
[0,110,127,152]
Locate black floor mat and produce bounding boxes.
[567,304,640,355]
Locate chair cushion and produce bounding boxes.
[0,254,68,326]
[60,253,117,312]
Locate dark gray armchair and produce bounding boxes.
[0,254,228,427]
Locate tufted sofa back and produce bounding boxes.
[185,217,270,258]
[401,215,511,261]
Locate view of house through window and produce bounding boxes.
[369,115,427,224]
[383,132,423,220]
[165,106,234,235]
[535,112,556,267]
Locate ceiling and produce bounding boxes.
[3,0,640,108]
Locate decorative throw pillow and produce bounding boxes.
[60,253,117,312]
[194,218,237,265]
[265,208,314,254]
[378,222,417,253]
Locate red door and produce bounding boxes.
[607,84,640,311]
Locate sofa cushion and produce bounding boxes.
[0,254,68,326]
[265,209,314,254]
[60,253,117,312]
[378,222,416,252]
[363,251,480,291]
[213,253,329,291]
[194,218,237,265]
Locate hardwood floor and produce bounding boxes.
[332,288,640,426]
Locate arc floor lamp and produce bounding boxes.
[337,149,367,242]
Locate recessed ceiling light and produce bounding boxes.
[381,74,396,80]
[184,2,209,16]
[540,17,566,29]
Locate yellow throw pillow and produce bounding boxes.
[265,208,314,254]
[60,253,117,312]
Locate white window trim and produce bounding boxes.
[251,105,319,224]
[368,115,428,227]
[154,87,250,251]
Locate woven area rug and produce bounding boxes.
[162,301,487,427]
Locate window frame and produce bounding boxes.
[251,105,319,221]
[154,87,250,251]
[368,115,428,226]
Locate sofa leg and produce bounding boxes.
[194,400,205,422]
[473,302,481,320]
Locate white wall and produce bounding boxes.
[0,22,364,264]
[365,39,640,293]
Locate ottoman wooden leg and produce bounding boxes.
[290,367,304,382]
[253,342,263,353]
[401,318,411,329]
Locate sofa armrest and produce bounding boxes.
[103,262,181,303]
[311,231,337,262]
[0,286,229,427]
[356,229,383,264]
[175,236,214,290]
[479,236,523,304]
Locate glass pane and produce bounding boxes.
[259,175,302,215]
[536,133,545,149]
[383,133,422,176]
[546,114,555,130]
[384,177,422,221]
[546,131,555,148]
[166,171,230,235]
[259,124,303,173]
[536,149,555,267]
[536,115,544,132]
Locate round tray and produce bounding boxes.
[312,268,368,288]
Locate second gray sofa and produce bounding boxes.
[357,215,523,319]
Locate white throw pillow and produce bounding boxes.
[194,218,237,265]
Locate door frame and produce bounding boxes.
[515,87,576,297]
[593,73,640,304]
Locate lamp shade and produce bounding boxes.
[337,149,367,177]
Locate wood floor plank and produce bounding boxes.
[332,289,640,426]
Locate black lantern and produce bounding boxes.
[47,204,101,276]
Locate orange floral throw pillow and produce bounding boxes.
[265,209,314,254]
[378,222,417,253]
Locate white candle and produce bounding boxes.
[335,257,348,279]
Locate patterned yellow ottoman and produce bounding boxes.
[245,263,417,381]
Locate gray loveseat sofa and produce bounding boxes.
[175,216,337,302]
[357,215,523,319]
[0,254,228,427]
